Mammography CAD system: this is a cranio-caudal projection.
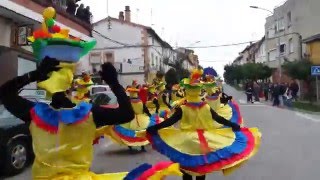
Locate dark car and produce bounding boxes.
[0,104,33,176]
[0,89,49,176]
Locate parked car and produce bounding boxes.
[89,85,111,97]
[0,89,48,176]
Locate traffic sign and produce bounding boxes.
[311,66,320,76]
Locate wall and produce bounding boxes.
[148,36,162,73]
[0,16,12,47]
[255,42,267,63]
[306,41,320,65]
[93,19,145,85]
[94,20,144,64]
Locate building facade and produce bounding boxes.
[255,37,267,64]
[0,0,92,87]
[264,0,320,82]
[92,6,177,86]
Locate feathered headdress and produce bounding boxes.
[180,69,203,89]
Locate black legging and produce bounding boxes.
[182,171,206,180]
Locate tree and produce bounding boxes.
[283,59,315,102]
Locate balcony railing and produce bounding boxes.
[31,0,92,30]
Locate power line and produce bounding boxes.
[92,29,259,49]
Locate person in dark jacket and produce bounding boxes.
[289,79,299,101]
[83,6,92,23]
[272,83,280,106]
[66,0,78,15]
[76,4,85,20]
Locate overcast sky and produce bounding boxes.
[81,0,286,76]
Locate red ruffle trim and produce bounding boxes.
[30,108,90,134]
[182,128,255,174]
[232,101,243,125]
[30,108,58,134]
[113,126,148,143]
[137,161,175,180]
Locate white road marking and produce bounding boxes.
[295,112,320,122]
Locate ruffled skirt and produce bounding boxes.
[145,127,261,176]
[217,101,244,126]
[46,162,182,180]
[102,114,163,146]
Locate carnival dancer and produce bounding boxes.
[203,68,243,126]
[0,7,182,180]
[156,82,172,111]
[71,71,93,104]
[171,84,185,103]
[141,69,261,180]
[146,84,160,113]
[102,81,162,152]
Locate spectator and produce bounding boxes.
[245,82,254,103]
[253,81,260,102]
[272,83,280,106]
[289,79,299,101]
[84,6,92,23]
[66,0,79,15]
[76,4,85,20]
[279,82,287,108]
[263,80,269,101]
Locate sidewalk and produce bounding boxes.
[224,84,320,116]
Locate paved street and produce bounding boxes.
[6,84,320,180]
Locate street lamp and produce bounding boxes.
[250,5,283,81]
[249,6,273,14]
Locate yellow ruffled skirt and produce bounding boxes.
[100,114,162,146]
[143,127,261,176]
[46,162,182,180]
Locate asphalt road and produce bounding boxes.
[6,84,320,180]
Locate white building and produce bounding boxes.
[255,37,267,63]
[92,6,176,86]
[0,0,93,86]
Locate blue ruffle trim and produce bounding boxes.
[149,131,248,167]
[124,163,152,180]
[114,115,158,137]
[34,102,92,127]
[222,102,239,128]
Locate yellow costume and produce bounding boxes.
[26,7,182,180]
[71,73,93,104]
[103,87,160,146]
[143,69,261,176]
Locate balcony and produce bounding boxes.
[30,0,92,30]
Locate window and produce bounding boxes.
[151,53,154,66]
[280,44,286,55]
[268,49,277,61]
[289,38,294,53]
[155,56,158,68]
[277,18,285,32]
[287,12,292,26]
[268,26,275,38]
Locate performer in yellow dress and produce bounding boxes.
[203,67,243,126]
[0,7,182,180]
[71,71,93,104]
[103,83,161,152]
[143,69,261,180]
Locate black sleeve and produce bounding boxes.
[176,92,184,98]
[91,83,134,128]
[0,74,35,122]
[210,108,239,128]
[143,103,151,117]
[152,107,182,130]
[162,94,171,108]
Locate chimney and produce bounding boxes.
[125,6,131,22]
[119,11,124,21]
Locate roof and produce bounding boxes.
[303,34,320,43]
[254,36,266,53]
[146,28,172,49]
[94,16,148,29]
[93,16,172,49]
